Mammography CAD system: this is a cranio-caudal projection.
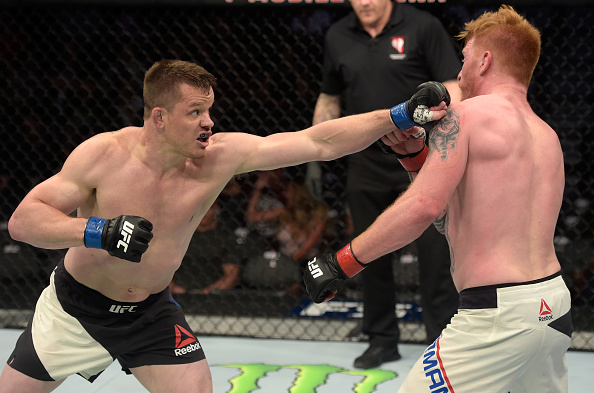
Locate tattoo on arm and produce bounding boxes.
[433,211,448,235]
[428,109,460,240]
[428,109,460,163]
[428,110,460,273]
[313,94,341,125]
[434,211,455,273]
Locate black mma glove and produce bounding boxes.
[389,81,451,130]
[304,243,366,303]
[84,215,153,262]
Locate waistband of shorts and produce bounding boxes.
[53,258,165,313]
[458,271,562,309]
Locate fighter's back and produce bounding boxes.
[446,91,564,290]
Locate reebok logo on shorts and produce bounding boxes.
[539,298,553,322]
[174,324,200,356]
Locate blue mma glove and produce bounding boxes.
[84,215,153,262]
[389,81,451,130]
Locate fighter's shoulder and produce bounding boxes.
[210,131,260,145]
[447,96,500,124]
[68,128,134,163]
[209,131,263,156]
[452,95,491,109]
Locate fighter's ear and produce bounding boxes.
[479,51,492,76]
[151,107,165,129]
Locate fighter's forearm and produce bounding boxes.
[310,109,395,161]
[350,193,438,264]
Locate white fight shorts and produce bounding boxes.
[399,271,572,393]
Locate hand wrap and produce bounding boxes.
[397,144,429,172]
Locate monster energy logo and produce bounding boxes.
[217,363,398,393]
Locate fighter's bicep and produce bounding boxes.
[25,172,93,215]
[427,108,466,169]
[235,131,320,174]
[417,108,468,203]
[26,141,102,213]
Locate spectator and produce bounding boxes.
[245,169,289,250]
[169,201,242,295]
[277,180,328,264]
[243,175,328,294]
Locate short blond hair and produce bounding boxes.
[143,60,217,119]
[457,5,541,87]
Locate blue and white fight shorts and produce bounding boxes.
[398,271,572,393]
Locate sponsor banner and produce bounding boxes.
[11,0,592,6]
[12,0,447,5]
[214,363,399,393]
[217,0,445,4]
[288,299,423,322]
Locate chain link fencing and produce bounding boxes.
[0,1,592,350]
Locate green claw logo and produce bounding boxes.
[217,363,398,393]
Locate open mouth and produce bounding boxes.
[197,133,209,142]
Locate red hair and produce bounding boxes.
[458,5,541,87]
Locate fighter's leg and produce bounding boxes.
[0,364,64,393]
[131,359,212,393]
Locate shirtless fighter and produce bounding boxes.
[304,5,572,393]
[0,59,447,393]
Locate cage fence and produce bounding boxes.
[0,1,592,350]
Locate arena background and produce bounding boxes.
[0,0,592,351]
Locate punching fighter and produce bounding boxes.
[0,59,447,393]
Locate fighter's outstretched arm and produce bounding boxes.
[236,82,450,174]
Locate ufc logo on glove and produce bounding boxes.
[117,220,135,253]
[84,215,153,262]
[307,258,324,279]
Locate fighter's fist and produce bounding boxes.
[84,215,153,262]
[303,243,366,303]
[377,127,429,172]
[389,81,451,130]
[376,126,426,157]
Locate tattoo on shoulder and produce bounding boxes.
[429,109,460,162]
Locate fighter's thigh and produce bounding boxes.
[398,313,529,393]
[0,364,64,393]
[131,359,212,393]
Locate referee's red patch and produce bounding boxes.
[391,36,405,54]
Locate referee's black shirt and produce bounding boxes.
[320,2,462,178]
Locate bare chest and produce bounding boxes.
[91,168,227,236]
